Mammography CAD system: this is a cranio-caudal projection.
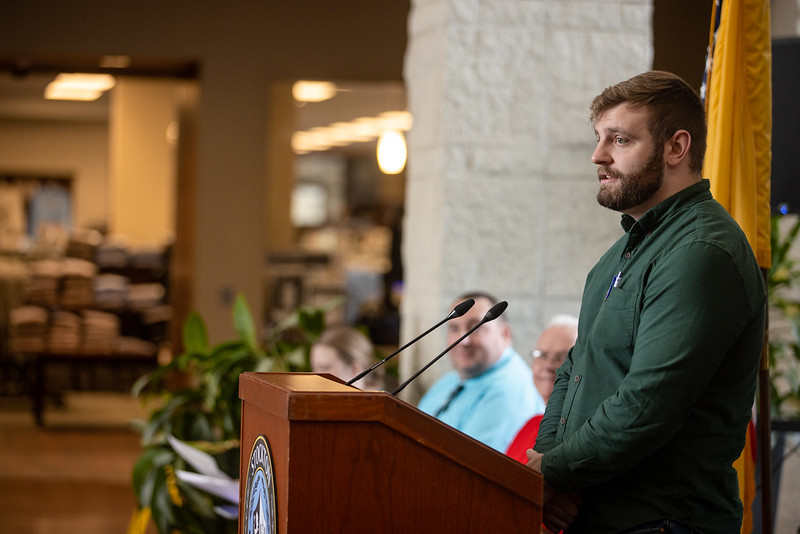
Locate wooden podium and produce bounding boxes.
[238,372,542,533]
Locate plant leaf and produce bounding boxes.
[232,294,258,349]
[183,312,209,355]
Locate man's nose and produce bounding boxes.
[591,143,610,165]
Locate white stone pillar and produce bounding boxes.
[400,0,653,402]
[772,0,800,36]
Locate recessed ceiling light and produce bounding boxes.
[44,73,116,101]
[292,81,337,103]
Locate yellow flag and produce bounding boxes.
[702,0,772,269]
[733,419,758,533]
[702,2,771,532]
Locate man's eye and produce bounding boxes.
[614,136,629,145]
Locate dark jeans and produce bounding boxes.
[621,519,697,534]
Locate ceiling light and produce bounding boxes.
[292,130,343,153]
[44,73,116,101]
[291,111,414,154]
[292,80,338,103]
[377,130,407,175]
[377,110,413,131]
[329,122,378,143]
[309,126,349,147]
[352,117,385,136]
[44,86,103,101]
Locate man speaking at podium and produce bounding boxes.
[527,71,766,533]
[418,291,543,452]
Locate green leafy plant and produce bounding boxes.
[130,294,335,534]
[768,214,800,420]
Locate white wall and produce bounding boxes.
[108,79,178,248]
[0,119,108,230]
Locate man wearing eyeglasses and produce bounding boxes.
[506,315,578,463]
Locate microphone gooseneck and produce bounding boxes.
[392,300,508,395]
[344,298,476,386]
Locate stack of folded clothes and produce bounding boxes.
[95,241,128,269]
[127,283,166,310]
[81,309,120,355]
[60,258,97,310]
[93,273,129,310]
[8,305,49,353]
[65,229,102,262]
[129,245,166,270]
[48,310,82,353]
[25,259,61,308]
[140,304,173,326]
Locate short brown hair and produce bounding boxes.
[589,71,707,173]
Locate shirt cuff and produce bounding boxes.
[541,446,578,493]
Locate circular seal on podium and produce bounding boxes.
[243,435,277,534]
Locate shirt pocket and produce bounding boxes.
[590,287,637,349]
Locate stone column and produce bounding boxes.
[400,0,653,402]
[771,0,800,36]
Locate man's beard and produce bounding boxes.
[596,145,664,213]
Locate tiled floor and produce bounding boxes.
[0,392,153,534]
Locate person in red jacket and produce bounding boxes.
[506,315,578,463]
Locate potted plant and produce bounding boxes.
[129,294,335,534]
[768,214,800,421]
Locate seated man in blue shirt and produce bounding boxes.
[417,291,544,452]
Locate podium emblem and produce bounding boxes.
[244,435,277,534]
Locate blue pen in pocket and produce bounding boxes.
[604,271,623,301]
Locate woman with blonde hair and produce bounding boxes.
[310,326,382,390]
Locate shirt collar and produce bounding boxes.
[620,179,711,235]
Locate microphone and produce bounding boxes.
[392,300,508,395]
[344,298,476,386]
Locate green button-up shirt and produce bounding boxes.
[535,180,766,533]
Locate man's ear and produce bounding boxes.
[500,321,513,343]
[665,129,691,167]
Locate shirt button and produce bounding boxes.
[624,251,632,259]
[574,375,581,382]
[560,417,566,425]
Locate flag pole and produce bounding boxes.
[758,268,772,534]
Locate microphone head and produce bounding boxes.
[449,298,475,319]
[484,300,508,321]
